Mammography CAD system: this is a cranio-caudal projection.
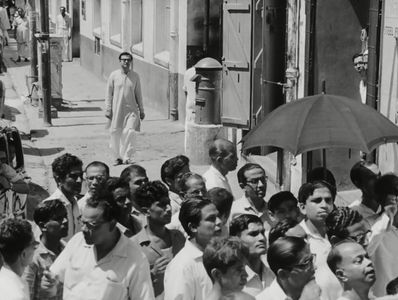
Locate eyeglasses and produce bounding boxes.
[120,59,131,62]
[78,217,107,231]
[86,175,107,182]
[291,254,317,271]
[246,176,268,186]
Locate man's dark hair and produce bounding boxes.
[298,181,334,204]
[179,196,213,236]
[33,199,66,226]
[160,155,190,187]
[327,240,358,274]
[207,187,233,220]
[105,177,129,193]
[120,164,147,184]
[268,218,298,245]
[86,193,120,222]
[325,207,363,244]
[237,163,264,186]
[0,219,33,265]
[374,173,398,206]
[267,236,307,275]
[134,180,169,209]
[268,191,297,214]
[229,214,263,237]
[307,167,336,190]
[203,236,249,282]
[119,52,133,60]
[85,161,110,176]
[386,276,398,295]
[52,153,83,180]
[350,161,379,189]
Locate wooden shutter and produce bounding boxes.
[221,0,251,128]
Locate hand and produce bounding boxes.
[105,111,112,119]
[40,269,58,297]
[384,203,398,220]
[151,256,171,276]
[299,279,321,300]
[140,111,145,120]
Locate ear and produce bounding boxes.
[335,268,347,282]
[330,235,340,245]
[165,178,174,188]
[188,222,198,235]
[109,219,118,231]
[298,202,307,215]
[140,207,150,216]
[38,221,47,232]
[238,181,246,189]
[211,268,222,282]
[277,268,289,280]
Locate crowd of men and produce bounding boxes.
[1,138,398,300]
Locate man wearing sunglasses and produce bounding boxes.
[44,153,83,241]
[105,51,145,166]
[42,193,155,300]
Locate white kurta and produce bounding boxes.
[105,69,144,161]
[56,13,72,61]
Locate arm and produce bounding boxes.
[105,73,114,119]
[128,255,155,300]
[22,261,38,300]
[135,75,145,120]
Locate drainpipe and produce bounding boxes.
[366,0,382,162]
[29,0,38,89]
[304,0,316,178]
[282,0,300,191]
[203,0,210,56]
[122,0,131,51]
[169,0,179,120]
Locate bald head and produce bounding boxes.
[208,139,238,174]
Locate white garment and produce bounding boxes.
[203,165,232,194]
[169,190,183,216]
[337,289,376,300]
[299,220,343,300]
[77,192,91,214]
[230,195,273,231]
[43,188,81,242]
[50,231,154,300]
[105,69,144,161]
[164,240,212,300]
[255,279,292,300]
[0,265,30,300]
[55,13,72,61]
[243,260,275,297]
[183,67,196,153]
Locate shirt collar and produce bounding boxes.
[49,188,78,206]
[209,165,228,181]
[268,279,292,300]
[184,239,203,259]
[299,219,329,241]
[83,229,129,259]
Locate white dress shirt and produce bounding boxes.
[203,165,232,194]
[164,239,212,300]
[299,220,343,300]
[50,231,155,300]
[43,188,81,241]
[255,279,292,300]
[230,195,273,231]
[243,260,275,297]
[0,264,30,300]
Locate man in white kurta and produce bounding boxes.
[105,52,145,165]
[56,6,72,62]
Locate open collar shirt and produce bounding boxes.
[243,259,275,297]
[230,195,273,231]
[50,231,154,300]
[23,241,64,300]
[44,188,81,241]
[163,239,212,300]
[203,165,232,194]
[255,279,292,300]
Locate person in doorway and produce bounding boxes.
[105,52,145,166]
[55,6,72,62]
[12,7,28,62]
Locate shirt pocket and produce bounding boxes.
[100,272,127,300]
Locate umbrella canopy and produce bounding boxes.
[241,94,398,155]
